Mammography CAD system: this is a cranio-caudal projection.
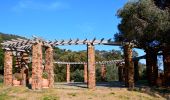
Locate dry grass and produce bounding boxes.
[0,83,166,100]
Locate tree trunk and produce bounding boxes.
[163,46,170,86]
[145,48,158,86]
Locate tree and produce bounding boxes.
[115,0,170,86]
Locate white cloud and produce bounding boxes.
[12,0,70,12]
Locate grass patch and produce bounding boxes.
[42,95,60,100]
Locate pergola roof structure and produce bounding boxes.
[1,37,123,52]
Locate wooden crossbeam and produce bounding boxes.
[54,60,124,65]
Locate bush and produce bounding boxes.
[71,69,84,82]
[42,72,48,79]
[106,64,118,82]
[0,75,3,83]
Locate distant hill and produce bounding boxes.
[0,32,25,43]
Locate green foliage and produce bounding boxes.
[42,72,48,79]
[71,69,84,82]
[106,64,119,81]
[116,0,170,48]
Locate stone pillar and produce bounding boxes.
[134,60,139,82]
[163,46,170,86]
[66,64,70,83]
[145,48,158,86]
[124,43,134,89]
[84,64,87,83]
[87,43,96,89]
[32,42,43,90]
[21,67,27,86]
[4,50,13,86]
[45,46,54,88]
[101,64,106,81]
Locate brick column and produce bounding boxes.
[145,48,158,86]
[45,46,54,88]
[101,64,106,81]
[87,43,96,89]
[32,42,43,90]
[21,67,27,86]
[124,43,134,89]
[134,60,139,82]
[163,45,170,86]
[84,64,87,83]
[4,50,13,86]
[66,64,70,83]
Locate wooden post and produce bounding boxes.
[66,64,70,83]
[45,46,54,88]
[32,42,43,90]
[87,43,96,89]
[84,64,87,83]
[124,43,134,89]
[4,50,13,86]
[101,64,106,81]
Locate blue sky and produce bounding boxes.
[0,0,145,63]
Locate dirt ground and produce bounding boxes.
[0,82,167,100]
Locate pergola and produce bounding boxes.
[1,36,136,90]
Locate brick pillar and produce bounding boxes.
[163,46,170,86]
[124,43,134,89]
[134,60,139,82]
[145,48,158,86]
[45,46,54,88]
[32,42,43,90]
[84,64,87,83]
[66,64,70,83]
[101,64,106,81]
[4,50,13,86]
[21,67,27,86]
[87,43,96,89]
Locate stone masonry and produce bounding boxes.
[84,64,87,83]
[4,50,13,86]
[101,64,106,81]
[124,44,134,89]
[87,43,96,89]
[32,42,43,90]
[45,46,54,88]
[66,64,70,83]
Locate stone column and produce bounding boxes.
[124,43,134,89]
[87,43,96,89]
[21,67,27,86]
[4,50,13,86]
[145,48,158,86]
[45,46,54,88]
[84,64,87,83]
[163,45,170,86]
[66,64,70,83]
[134,60,139,82]
[32,42,43,90]
[101,64,106,81]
